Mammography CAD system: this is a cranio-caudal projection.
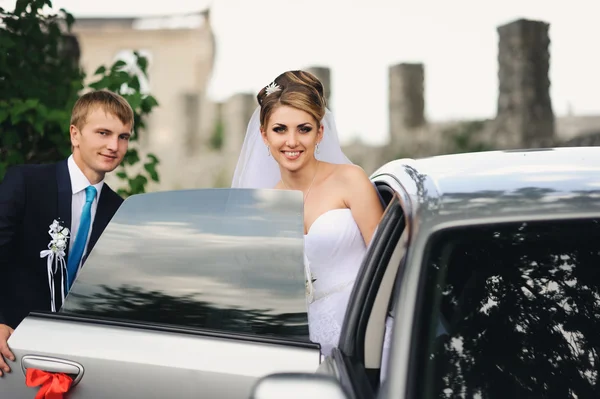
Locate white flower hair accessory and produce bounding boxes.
[264,81,281,96]
[40,219,70,312]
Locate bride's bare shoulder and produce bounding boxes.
[332,163,369,182]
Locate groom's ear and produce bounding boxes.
[69,125,80,148]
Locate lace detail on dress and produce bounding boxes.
[308,282,355,355]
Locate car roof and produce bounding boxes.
[373,147,600,226]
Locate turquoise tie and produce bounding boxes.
[67,185,97,289]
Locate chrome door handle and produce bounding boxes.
[21,355,85,386]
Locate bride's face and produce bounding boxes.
[261,105,323,172]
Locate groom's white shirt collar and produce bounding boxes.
[67,155,104,259]
[67,155,104,199]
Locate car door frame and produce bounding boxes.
[323,175,411,399]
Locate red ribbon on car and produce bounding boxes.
[25,368,73,399]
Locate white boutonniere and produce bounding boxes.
[40,219,70,312]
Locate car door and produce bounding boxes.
[402,216,600,399]
[1,188,321,399]
[317,178,409,399]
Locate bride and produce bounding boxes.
[231,70,384,356]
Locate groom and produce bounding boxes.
[0,89,133,376]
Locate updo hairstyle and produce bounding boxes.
[257,70,327,130]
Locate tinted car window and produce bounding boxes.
[62,189,309,341]
[417,218,600,398]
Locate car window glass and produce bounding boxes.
[61,189,310,342]
[417,218,600,398]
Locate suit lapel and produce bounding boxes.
[56,159,73,259]
[54,159,72,309]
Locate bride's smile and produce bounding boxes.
[282,151,302,160]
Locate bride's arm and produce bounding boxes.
[340,165,385,246]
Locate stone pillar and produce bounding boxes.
[306,66,331,107]
[495,19,555,148]
[196,95,217,148]
[388,63,425,147]
[218,93,257,185]
[222,93,257,155]
[182,93,200,156]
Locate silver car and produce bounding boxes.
[250,147,600,399]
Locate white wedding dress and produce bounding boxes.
[304,208,367,356]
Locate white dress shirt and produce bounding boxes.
[67,155,104,269]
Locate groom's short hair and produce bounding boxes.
[70,90,135,132]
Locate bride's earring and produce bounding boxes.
[315,142,320,155]
[266,144,271,157]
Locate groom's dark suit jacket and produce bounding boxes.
[0,159,123,328]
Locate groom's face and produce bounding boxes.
[70,107,131,183]
[262,106,323,172]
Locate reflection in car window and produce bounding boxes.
[61,189,310,342]
[419,218,600,398]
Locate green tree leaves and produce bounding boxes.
[0,1,160,197]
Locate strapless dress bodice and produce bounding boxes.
[304,209,366,296]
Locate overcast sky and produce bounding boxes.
[2,0,599,145]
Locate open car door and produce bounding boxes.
[2,188,320,399]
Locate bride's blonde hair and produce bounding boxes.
[257,70,327,129]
